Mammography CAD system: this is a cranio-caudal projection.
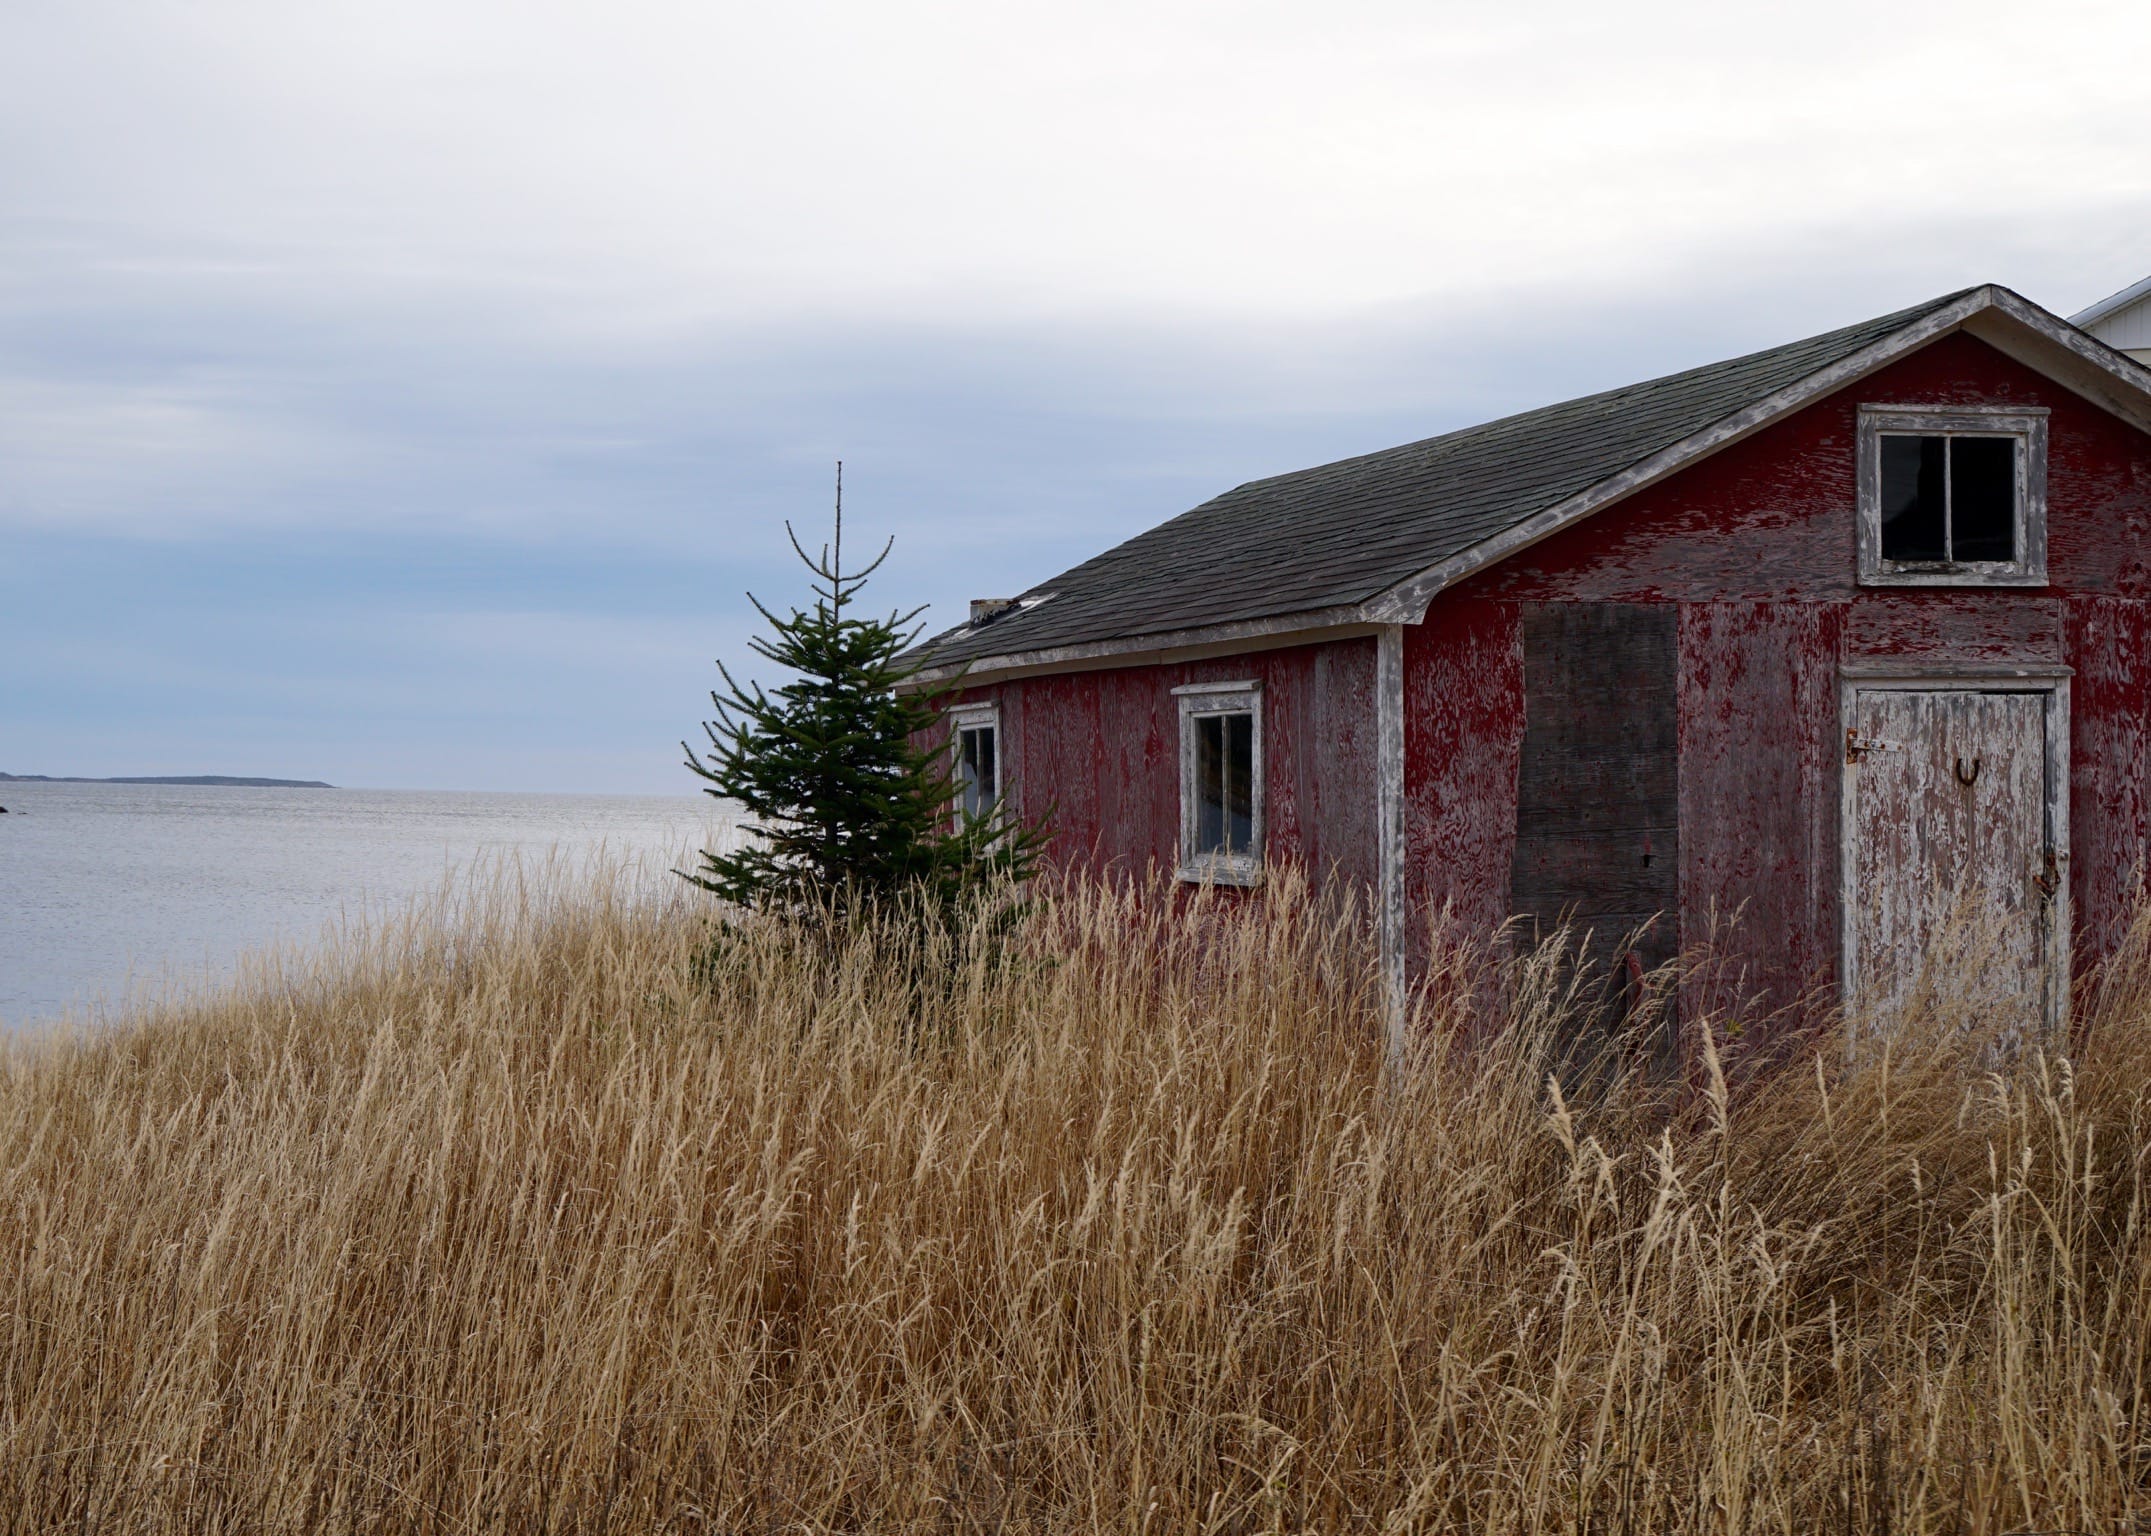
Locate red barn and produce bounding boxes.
[914,285,2151,1048]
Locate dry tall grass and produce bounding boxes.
[6,865,2151,1533]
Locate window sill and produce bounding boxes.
[1176,858,1263,889]
[1858,564,2047,588]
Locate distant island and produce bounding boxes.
[0,773,334,788]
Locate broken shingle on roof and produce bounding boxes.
[910,284,2141,681]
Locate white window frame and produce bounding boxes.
[948,702,1002,825]
[1856,404,2049,587]
[1174,680,1263,887]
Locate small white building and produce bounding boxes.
[2074,275,2151,365]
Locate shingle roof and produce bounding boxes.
[916,289,1980,673]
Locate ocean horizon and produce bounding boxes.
[0,780,742,1031]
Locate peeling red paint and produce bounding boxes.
[2067,597,2151,964]
[947,331,2151,1029]
[1417,332,2151,1016]
[1673,601,1844,1019]
[971,639,1380,891]
[1401,598,1521,959]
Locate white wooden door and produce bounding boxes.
[1844,685,2066,1036]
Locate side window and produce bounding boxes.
[1857,405,2048,585]
[949,705,999,821]
[1174,682,1262,884]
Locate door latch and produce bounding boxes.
[1845,728,1903,764]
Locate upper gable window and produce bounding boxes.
[1857,405,2048,586]
[1173,681,1263,885]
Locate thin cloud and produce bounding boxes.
[3,0,2147,790]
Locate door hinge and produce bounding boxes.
[2033,849,2065,900]
[1845,728,1903,764]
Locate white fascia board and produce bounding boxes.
[1966,288,2151,432]
[903,606,1384,689]
[1364,285,2151,625]
[915,286,2151,687]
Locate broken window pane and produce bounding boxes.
[1950,436,2018,562]
[958,725,997,818]
[1880,435,1947,562]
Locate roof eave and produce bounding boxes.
[903,604,1387,689]
[915,284,2151,689]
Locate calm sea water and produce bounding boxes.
[0,782,742,1029]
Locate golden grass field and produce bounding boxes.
[5,865,2151,1533]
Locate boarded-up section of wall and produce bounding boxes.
[1510,603,1679,1039]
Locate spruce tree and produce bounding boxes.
[682,467,1042,919]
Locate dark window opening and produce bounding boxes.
[1951,436,2018,561]
[1193,710,1255,858]
[1879,435,1946,562]
[1879,433,2019,565]
[958,724,997,819]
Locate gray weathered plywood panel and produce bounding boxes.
[1510,604,1680,1022]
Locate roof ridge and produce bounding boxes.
[911,284,2114,680]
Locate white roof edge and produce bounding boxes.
[920,283,2151,685]
[1364,286,1998,622]
[2071,273,2151,329]
[904,607,1386,688]
[1368,284,2151,624]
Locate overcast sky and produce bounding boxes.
[4,0,2147,792]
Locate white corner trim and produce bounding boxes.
[1375,625,1406,1068]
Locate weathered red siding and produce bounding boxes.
[1400,598,1520,955]
[1401,332,2151,1016]
[2069,598,2151,960]
[947,331,2151,1031]
[966,637,1381,891]
[1671,601,1845,1020]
